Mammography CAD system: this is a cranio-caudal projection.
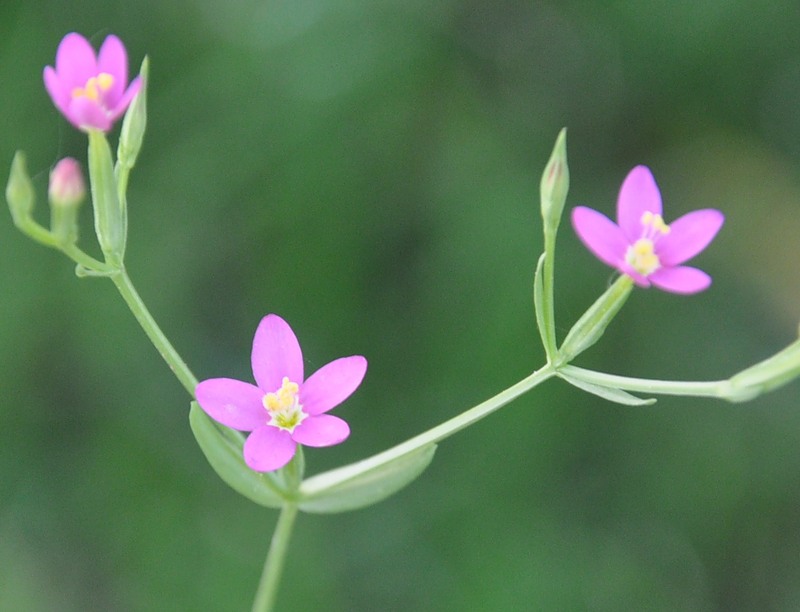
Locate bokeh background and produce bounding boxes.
[2,1,800,610]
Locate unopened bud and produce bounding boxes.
[48,158,86,208]
[6,151,35,226]
[48,157,85,244]
[540,128,569,235]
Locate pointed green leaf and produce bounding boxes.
[557,275,633,364]
[189,402,285,508]
[297,443,437,514]
[559,372,656,406]
[533,253,556,360]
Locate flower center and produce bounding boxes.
[624,211,670,276]
[262,377,307,432]
[625,238,660,275]
[71,72,115,104]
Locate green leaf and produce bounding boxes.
[533,253,556,360]
[557,275,633,364]
[297,443,437,514]
[189,402,285,508]
[558,372,656,406]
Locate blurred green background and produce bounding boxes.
[2,1,800,610]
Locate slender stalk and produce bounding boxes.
[301,365,557,495]
[61,243,114,273]
[560,365,728,398]
[375,365,555,451]
[110,267,198,396]
[541,232,557,356]
[251,503,299,612]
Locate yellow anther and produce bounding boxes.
[71,73,115,102]
[641,211,670,235]
[626,238,661,276]
[96,72,114,91]
[263,377,299,412]
[262,376,307,432]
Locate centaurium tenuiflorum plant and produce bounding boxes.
[7,32,800,612]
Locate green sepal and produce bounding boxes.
[189,402,285,508]
[297,443,437,514]
[533,253,556,361]
[50,199,80,246]
[558,371,655,406]
[88,130,124,266]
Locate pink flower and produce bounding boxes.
[43,33,142,133]
[571,166,724,294]
[195,314,367,472]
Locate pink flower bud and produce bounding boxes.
[48,157,86,208]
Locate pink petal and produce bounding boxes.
[243,426,297,472]
[301,355,367,415]
[108,76,142,121]
[618,263,651,288]
[251,314,304,393]
[195,378,266,431]
[656,209,724,266]
[648,266,711,294]
[66,97,112,132]
[571,206,629,269]
[292,414,350,447]
[43,66,70,115]
[97,35,128,105]
[617,166,662,242]
[54,33,97,88]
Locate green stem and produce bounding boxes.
[110,267,198,396]
[560,365,728,398]
[251,502,299,612]
[385,365,555,449]
[301,365,556,495]
[61,243,114,274]
[541,230,558,356]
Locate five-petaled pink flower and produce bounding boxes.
[43,33,142,133]
[571,165,724,294]
[195,314,367,472]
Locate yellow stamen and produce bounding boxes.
[71,72,115,102]
[262,377,306,432]
[641,211,670,235]
[625,238,661,275]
